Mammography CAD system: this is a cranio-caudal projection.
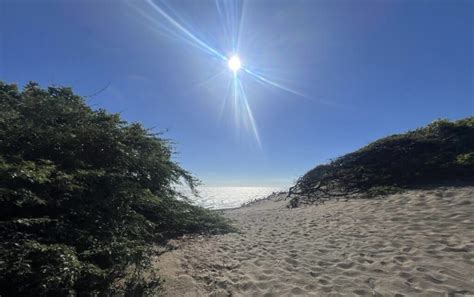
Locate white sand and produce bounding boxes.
[155,186,474,296]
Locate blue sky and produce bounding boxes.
[1,0,472,187]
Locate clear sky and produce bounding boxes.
[1,0,473,187]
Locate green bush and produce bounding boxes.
[456,152,474,166]
[289,117,474,206]
[0,81,234,296]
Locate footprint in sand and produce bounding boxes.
[290,287,305,295]
[284,257,299,266]
[337,262,355,269]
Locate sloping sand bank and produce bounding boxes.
[155,187,474,296]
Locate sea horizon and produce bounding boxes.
[179,185,288,209]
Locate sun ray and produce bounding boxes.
[215,0,231,48]
[236,0,247,53]
[236,77,261,148]
[145,0,226,61]
[218,79,234,121]
[243,67,307,98]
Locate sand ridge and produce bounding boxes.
[155,186,474,296]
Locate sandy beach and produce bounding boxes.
[155,186,474,296]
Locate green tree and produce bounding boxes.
[0,81,233,296]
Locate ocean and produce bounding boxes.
[179,186,286,209]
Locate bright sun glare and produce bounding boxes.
[228,55,241,72]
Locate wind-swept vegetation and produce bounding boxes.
[0,81,234,296]
[288,117,474,207]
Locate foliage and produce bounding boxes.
[0,81,234,296]
[288,117,474,206]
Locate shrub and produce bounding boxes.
[288,117,474,206]
[0,81,234,296]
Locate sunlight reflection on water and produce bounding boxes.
[178,186,286,209]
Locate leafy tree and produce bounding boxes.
[0,81,234,296]
[288,117,474,206]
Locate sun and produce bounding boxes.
[228,55,241,72]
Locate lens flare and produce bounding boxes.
[133,0,313,147]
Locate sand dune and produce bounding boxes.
[155,186,474,296]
